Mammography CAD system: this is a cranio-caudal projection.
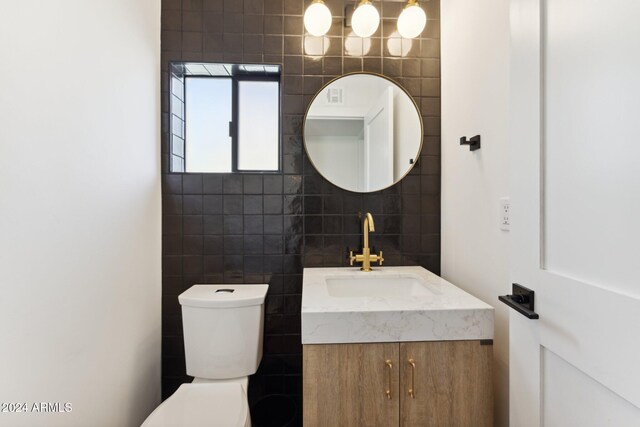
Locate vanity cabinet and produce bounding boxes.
[303,343,399,426]
[303,340,493,427]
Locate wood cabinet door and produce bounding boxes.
[303,343,400,427]
[400,341,493,427]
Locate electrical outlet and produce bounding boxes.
[500,197,510,231]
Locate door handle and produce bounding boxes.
[407,358,416,398]
[499,283,539,319]
[384,359,393,399]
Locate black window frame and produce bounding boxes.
[177,65,282,174]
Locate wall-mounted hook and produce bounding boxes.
[460,135,481,151]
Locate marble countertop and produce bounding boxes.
[301,266,494,344]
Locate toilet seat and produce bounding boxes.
[142,382,250,427]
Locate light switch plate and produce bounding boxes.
[500,197,510,231]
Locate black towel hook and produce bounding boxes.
[460,135,481,151]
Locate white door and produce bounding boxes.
[509,0,640,425]
[364,87,394,191]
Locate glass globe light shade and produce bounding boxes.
[397,2,427,39]
[304,1,332,37]
[351,1,380,38]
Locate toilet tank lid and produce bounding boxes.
[179,284,269,308]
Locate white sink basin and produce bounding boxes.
[302,266,494,344]
[325,275,434,298]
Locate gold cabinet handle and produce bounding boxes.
[385,359,393,399]
[408,358,416,398]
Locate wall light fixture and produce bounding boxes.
[397,0,427,39]
[304,0,333,37]
[351,0,380,38]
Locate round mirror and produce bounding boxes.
[303,73,423,193]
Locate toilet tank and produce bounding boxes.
[179,284,269,380]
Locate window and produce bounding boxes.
[170,63,281,173]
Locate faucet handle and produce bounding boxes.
[378,250,384,266]
[348,250,355,266]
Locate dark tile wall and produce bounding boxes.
[161,0,441,420]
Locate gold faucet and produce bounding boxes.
[349,212,384,272]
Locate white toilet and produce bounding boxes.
[143,284,269,427]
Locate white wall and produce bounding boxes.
[0,1,161,426]
[306,135,364,191]
[440,0,511,426]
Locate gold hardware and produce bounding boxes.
[348,213,384,272]
[385,359,393,399]
[408,358,416,398]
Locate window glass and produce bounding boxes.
[238,80,279,171]
[185,77,232,173]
